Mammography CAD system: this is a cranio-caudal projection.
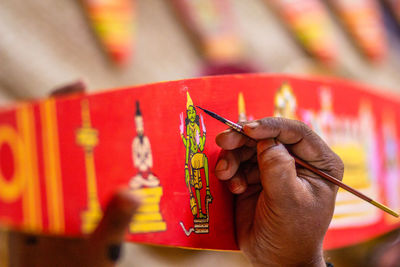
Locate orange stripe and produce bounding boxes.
[40,99,65,233]
[17,105,42,231]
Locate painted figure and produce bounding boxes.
[130,101,159,189]
[129,101,166,233]
[179,92,212,234]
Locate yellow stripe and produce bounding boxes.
[137,204,161,213]
[332,211,372,219]
[335,199,362,205]
[136,195,162,205]
[40,99,65,233]
[132,187,162,195]
[18,105,42,231]
[130,221,166,233]
[132,213,163,222]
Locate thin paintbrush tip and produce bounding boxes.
[196,106,218,118]
[196,105,205,111]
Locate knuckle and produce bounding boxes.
[321,151,345,180]
[295,120,314,136]
[259,117,281,130]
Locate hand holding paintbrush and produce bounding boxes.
[198,106,399,218]
[200,106,398,266]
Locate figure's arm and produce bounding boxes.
[184,125,190,188]
[180,133,187,147]
[194,125,206,151]
[179,113,187,147]
[132,139,139,168]
[144,138,153,169]
[185,125,190,165]
[199,114,206,151]
[199,132,206,151]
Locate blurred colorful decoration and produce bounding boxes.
[382,111,400,223]
[267,0,337,65]
[81,0,136,66]
[383,0,400,25]
[300,91,381,228]
[0,74,399,250]
[328,0,387,62]
[170,0,256,75]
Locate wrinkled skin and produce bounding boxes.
[215,117,344,266]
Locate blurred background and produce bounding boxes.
[1,0,400,266]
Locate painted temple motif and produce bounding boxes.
[129,101,166,233]
[77,99,102,234]
[179,92,213,236]
[274,82,381,228]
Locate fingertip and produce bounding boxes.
[214,150,241,181]
[256,138,278,154]
[215,128,232,144]
[91,189,139,241]
[214,158,232,181]
[215,129,247,149]
[227,177,247,194]
[109,188,141,217]
[215,158,229,172]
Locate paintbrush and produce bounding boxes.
[196,106,399,218]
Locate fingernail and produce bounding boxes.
[215,159,228,171]
[222,128,233,134]
[229,178,246,194]
[245,121,259,129]
[107,243,122,262]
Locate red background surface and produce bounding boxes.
[0,74,399,250]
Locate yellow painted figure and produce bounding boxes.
[180,92,212,220]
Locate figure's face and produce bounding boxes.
[187,105,196,123]
[135,116,144,134]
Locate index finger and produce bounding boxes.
[215,128,256,150]
[243,117,332,162]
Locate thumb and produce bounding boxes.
[257,139,303,202]
[88,188,140,263]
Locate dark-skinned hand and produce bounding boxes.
[215,117,344,266]
[9,188,139,267]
